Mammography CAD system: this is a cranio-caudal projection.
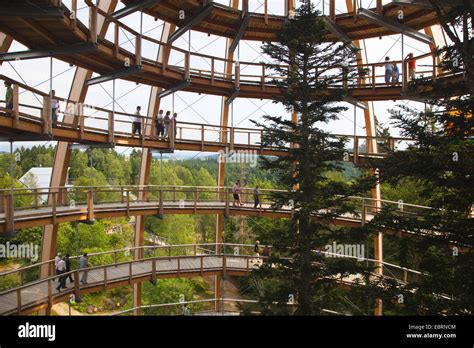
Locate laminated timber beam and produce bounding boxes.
[0,5,63,18]
[84,65,142,86]
[0,43,97,62]
[109,0,163,21]
[167,4,214,44]
[358,8,434,45]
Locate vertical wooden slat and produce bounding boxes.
[136,35,142,66]
[12,84,19,127]
[114,23,119,58]
[377,0,383,14]
[211,58,215,85]
[42,96,51,134]
[330,0,335,20]
[108,111,114,143]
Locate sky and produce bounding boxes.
[0,0,443,158]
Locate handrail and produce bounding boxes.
[0,242,267,278]
[0,184,437,211]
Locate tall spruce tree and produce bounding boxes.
[249,3,390,315]
[368,2,474,314]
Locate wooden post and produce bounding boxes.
[108,112,114,144]
[103,266,107,291]
[330,0,335,20]
[89,4,97,43]
[354,136,359,164]
[193,189,197,213]
[225,188,230,218]
[129,262,133,285]
[211,58,215,85]
[361,200,366,226]
[71,0,78,29]
[243,0,249,17]
[432,54,437,81]
[79,114,84,139]
[159,189,163,216]
[151,258,156,283]
[230,127,234,151]
[74,271,80,299]
[42,96,52,134]
[16,289,22,315]
[201,125,205,151]
[12,84,19,127]
[235,62,240,90]
[114,23,119,58]
[135,35,142,66]
[200,255,204,276]
[87,189,94,222]
[126,190,130,217]
[185,52,190,81]
[34,189,39,209]
[52,192,57,225]
[177,257,181,276]
[372,65,376,89]
[47,279,52,312]
[261,65,266,91]
[4,195,13,233]
[377,0,383,14]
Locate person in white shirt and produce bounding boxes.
[132,106,142,137]
[51,90,60,124]
[156,109,164,139]
[54,253,61,282]
[55,258,67,291]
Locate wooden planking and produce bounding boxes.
[120,0,438,42]
[0,255,255,315]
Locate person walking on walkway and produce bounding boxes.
[54,252,61,282]
[156,109,164,139]
[55,257,67,291]
[132,106,142,137]
[64,254,74,284]
[384,57,392,84]
[253,185,260,208]
[79,253,89,284]
[233,180,242,206]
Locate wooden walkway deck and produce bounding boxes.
[0,255,259,316]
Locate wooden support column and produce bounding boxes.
[329,0,335,20]
[215,0,240,313]
[133,22,176,317]
[345,0,382,316]
[38,0,119,316]
[0,33,13,65]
